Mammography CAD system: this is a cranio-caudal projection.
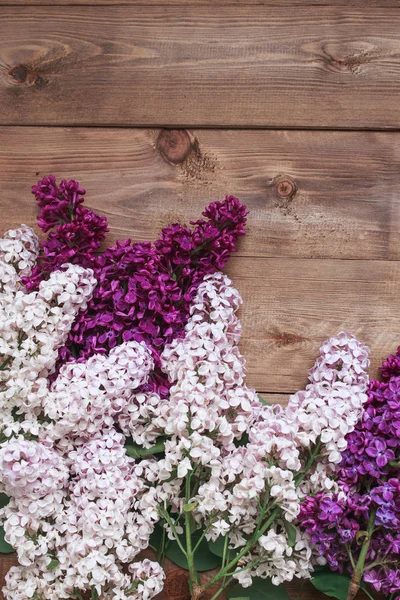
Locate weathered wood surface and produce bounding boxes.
[1,7,400,128]
[229,256,400,392]
[1,127,400,261]
[1,0,399,5]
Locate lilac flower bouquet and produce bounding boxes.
[300,350,400,600]
[0,178,398,600]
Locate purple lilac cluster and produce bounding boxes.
[23,176,108,290]
[24,177,248,396]
[299,356,400,599]
[381,345,400,380]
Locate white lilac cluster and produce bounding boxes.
[0,226,96,436]
[123,273,370,589]
[0,228,371,598]
[0,225,39,293]
[42,340,153,450]
[0,228,164,600]
[286,332,370,494]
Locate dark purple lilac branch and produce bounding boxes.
[22,176,108,290]
[24,177,248,397]
[299,359,400,600]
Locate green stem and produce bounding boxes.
[91,587,99,600]
[160,510,187,557]
[221,533,230,588]
[192,518,216,554]
[209,579,233,600]
[346,544,356,569]
[0,356,12,371]
[253,488,270,537]
[361,586,378,600]
[185,472,201,587]
[364,560,386,572]
[295,441,322,486]
[125,438,166,458]
[224,558,261,577]
[204,507,280,590]
[349,508,377,597]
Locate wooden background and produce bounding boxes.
[0,1,397,598]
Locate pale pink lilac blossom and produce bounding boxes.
[1,229,372,598]
[0,228,164,600]
[0,227,96,421]
[122,274,370,589]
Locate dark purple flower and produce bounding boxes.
[299,348,400,598]
[365,439,395,468]
[381,346,400,380]
[337,518,359,544]
[22,176,108,290]
[24,178,248,397]
[319,497,344,523]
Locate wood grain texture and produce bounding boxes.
[1,7,400,128]
[228,256,400,393]
[0,0,399,5]
[1,126,400,261]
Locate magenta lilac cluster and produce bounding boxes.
[299,355,400,599]
[23,176,248,396]
[380,345,400,380]
[23,176,108,290]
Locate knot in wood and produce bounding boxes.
[9,66,28,83]
[277,179,296,199]
[157,129,192,165]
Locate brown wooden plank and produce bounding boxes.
[227,256,400,393]
[0,0,399,5]
[1,126,400,261]
[259,393,289,405]
[1,7,400,128]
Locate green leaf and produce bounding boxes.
[234,432,249,448]
[149,523,164,552]
[228,578,289,600]
[283,520,297,548]
[124,438,166,458]
[0,495,13,553]
[91,587,99,600]
[183,502,198,512]
[229,597,250,600]
[165,531,222,572]
[389,460,400,468]
[0,526,14,554]
[257,394,271,406]
[0,493,10,509]
[311,567,351,600]
[46,558,60,570]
